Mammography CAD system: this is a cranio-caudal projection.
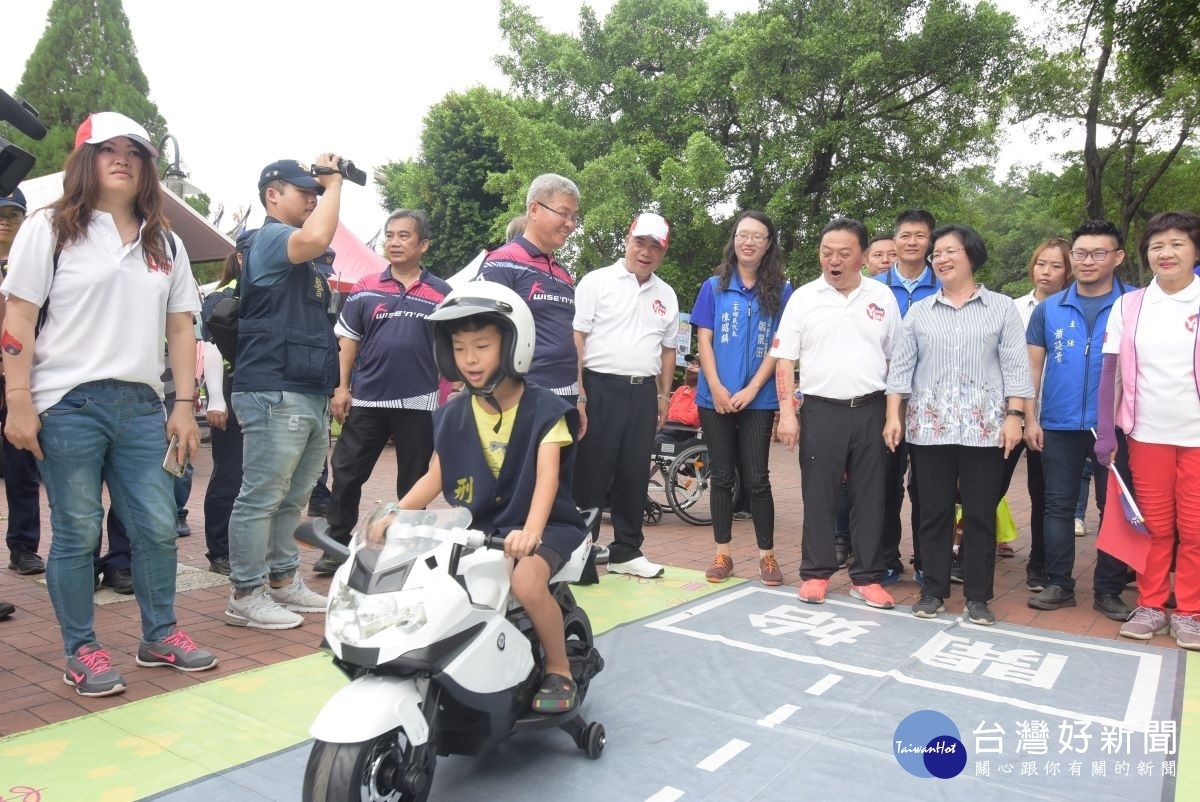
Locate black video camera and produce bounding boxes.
[1,90,46,196]
[311,158,367,187]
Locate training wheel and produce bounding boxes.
[583,722,606,759]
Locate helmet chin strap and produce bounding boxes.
[465,369,507,433]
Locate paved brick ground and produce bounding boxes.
[0,437,1170,737]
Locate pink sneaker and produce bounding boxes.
[851,583,895,609]
[798,578,829,604]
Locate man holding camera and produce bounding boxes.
[225,156,342,629]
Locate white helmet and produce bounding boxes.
[428,281,536,387]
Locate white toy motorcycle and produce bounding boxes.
[295,505,606,802]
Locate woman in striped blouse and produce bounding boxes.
[884,224,1032,626]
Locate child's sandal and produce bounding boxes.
[532,673,577,713]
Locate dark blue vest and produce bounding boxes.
[233,221,338,394]
[434,383,586,560]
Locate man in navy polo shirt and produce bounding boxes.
[225,157,342,629]
[479,173,580,399]
[316,210,451,574]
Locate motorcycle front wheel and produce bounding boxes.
[303,727,436,802]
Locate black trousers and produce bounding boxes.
[882,442,920,571]
[1,403,42,554]
[327,407,434,544]
[573,371,657,564]
[204,400,243,561]
[911,444,1004,603]
[698,406,776,549]
[1000,442,1045,575]
[798,395,887,583]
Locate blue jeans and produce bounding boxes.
[1041,430,1103,592]
[38,380,178,655]
[229,390,329,591]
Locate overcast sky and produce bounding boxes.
[3,0,1061,244]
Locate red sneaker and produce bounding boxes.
[851,583,895,609]
[798,578,829,604]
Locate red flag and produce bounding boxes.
[1096,472,1151,574]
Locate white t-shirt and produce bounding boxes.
[769,275,901,398]
[2,209,200,412]
[1103,275,1200,447]
[1015,290,1040,331]
[573,260,679,377]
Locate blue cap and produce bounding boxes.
[0,188,27,212]
[258,160,323,194]
[234,228,257,253]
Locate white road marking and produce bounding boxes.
[805,673,843,695]
[696,738,750,772]
[757,703,800,728]
[646,787,684,802]
[646,585,1163,732]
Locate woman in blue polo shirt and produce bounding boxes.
[693,210,793,586]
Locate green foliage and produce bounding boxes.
[5,0,167,177]
[183,192,211,218]
[376,88,511,276]
[486,0,1025,294]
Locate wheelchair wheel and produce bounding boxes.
[665,443,716,526]
[643,498,663,525]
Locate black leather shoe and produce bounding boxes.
[100,567,135,595]
[1028,585,1077,610]
[1093,592,1133,622]
[834,536,850,570]
[0,600,15,620]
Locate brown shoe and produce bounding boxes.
[705,553,733,583]
[759,554,783,586]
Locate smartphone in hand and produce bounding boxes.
[163,434,188,478]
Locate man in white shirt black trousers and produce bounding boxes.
[573,213,679,579]
[772,218,902,608]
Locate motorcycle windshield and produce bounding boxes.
[349,506,474,587]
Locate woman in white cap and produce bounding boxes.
[1,111,217,696]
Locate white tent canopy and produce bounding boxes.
[17,171,235,263]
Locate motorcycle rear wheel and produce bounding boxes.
[303,727,435,802]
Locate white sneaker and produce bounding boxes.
[1074,518,1087,537]
[268,574,328,612]
[607,555,664,578]
[225,586,303,629]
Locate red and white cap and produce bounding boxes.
[74,112,158,157]
[629,212,670,248]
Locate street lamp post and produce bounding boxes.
[157,133,187,198]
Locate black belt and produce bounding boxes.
[806,391,885,408]
[584,369,655,386]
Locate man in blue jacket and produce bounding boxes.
[873,209,939,584]
[1024,219,1133,621]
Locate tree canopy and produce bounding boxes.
[7,0,167,177]
[373,0,1197,301]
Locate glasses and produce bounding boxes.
[1070,249,1113,263]
[0,209,24,221]
[535,201,582,227]
[734,233,769,244]
[931,247,964,261]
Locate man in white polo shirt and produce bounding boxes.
[573,213,679,579]
[772,217,902,608]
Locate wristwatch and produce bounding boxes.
[1006,409,1025,419]
[577,395,588,405]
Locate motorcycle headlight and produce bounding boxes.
[327,585,427,645]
